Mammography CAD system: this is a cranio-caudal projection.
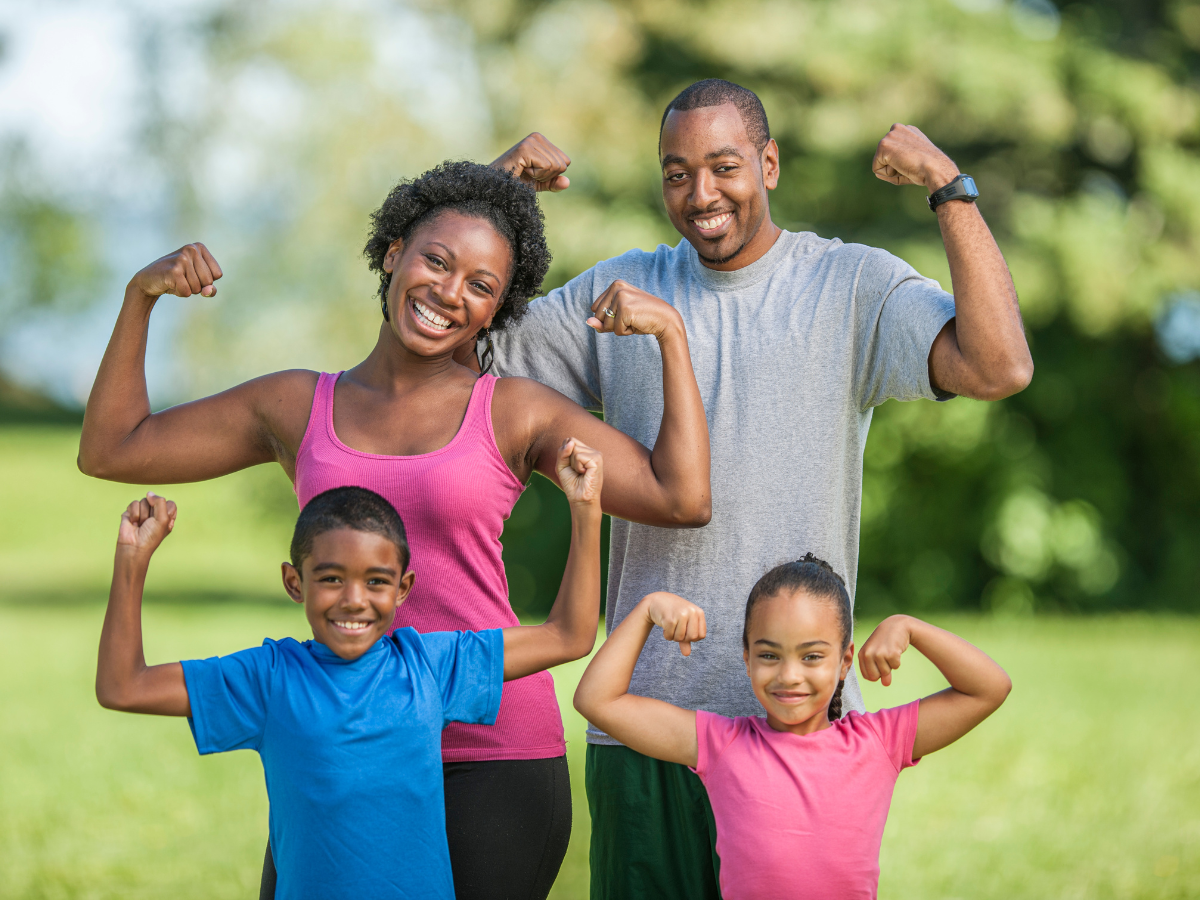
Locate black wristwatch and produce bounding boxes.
[927,174,979,212]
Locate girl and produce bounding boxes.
[574,553,1011,900]
[78,161,711,900]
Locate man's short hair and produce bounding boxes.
[290,486,410,572]
[659,79,771,153]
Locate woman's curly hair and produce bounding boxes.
[363,160,550,332]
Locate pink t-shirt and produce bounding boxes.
[694,702,921,900]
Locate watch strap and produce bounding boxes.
[928,174,979,211]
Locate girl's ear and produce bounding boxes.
[383,237,405,273]
[282,562,304,604]
[742,646,751,675]
[840,642,855,681]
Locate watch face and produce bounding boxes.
[960,175,979,199]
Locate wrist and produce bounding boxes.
[123,282,160,313]
[923,162,961,194]
[655,314,687,348]
[114,545,153,573]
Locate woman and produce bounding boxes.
[78,161,711,899]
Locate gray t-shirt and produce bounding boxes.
[493,230,955,745]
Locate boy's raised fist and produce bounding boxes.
[129,243,223,300]
[556,438,603,507]
[117,492,178,557]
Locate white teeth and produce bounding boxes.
[695,212,732,230]
[414,301,452,330]
[335,620,371,630]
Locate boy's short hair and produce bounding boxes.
[290,487,410,572]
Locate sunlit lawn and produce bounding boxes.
[2,427,1199,899]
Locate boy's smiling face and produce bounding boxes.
[282,528,415,660]
[743,589,854,735]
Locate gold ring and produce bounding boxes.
[604,308,616,318]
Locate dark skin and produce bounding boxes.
[97,440,603,714]
[494,110,1034,401]
[79,211,711,526]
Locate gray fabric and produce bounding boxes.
[492,231,956,744]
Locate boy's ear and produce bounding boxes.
[396,569,416,606]
[841,642,855,681]
[281,562,304,604]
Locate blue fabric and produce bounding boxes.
[181,627,504,900]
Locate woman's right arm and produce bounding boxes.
[79,244,315,484]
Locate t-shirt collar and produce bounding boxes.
[307,636,389,664]
[684,228,796,291]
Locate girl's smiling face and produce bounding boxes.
[743,589,855,735]
[382,209,514,357]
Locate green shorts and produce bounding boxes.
[585,743,722,900]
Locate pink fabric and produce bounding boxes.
[295,372,566,762]
[694,702,921,900]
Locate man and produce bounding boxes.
[489,79,1032,899]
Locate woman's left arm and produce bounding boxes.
[496,281,711,527]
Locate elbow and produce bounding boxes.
[96,682,128,712]
[77,445,116,480]
[669,495,712,528]
[975,358,1034,402]
[572,685,597,721]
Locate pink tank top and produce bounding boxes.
[295,372,566,762]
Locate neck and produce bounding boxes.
[698,213,783,272]
[351,322,465,392]
[765,709,832,736]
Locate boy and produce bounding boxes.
[95,439,604,899]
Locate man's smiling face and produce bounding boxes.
[282,528,415,661]
[659,102,780,270]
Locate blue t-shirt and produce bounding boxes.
[181,627,504,900]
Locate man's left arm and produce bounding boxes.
[873,124,1034,401]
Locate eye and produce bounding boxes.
[425,253,447,270]
[666,171,688,183]
[318,575,342,584]
[758,652,779,661]
[367,577,392,586]
[470,280,495,296]
[715,164,738,173]
[803,652,824,662]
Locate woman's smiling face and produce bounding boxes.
[382,209,513,356]
[743,589,855,735]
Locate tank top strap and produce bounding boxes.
[461,373,499,441]
[299,371,341,453]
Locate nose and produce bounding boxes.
[689,168,722,210]
[776,657,806,687]
[338,581,370,612]
[428,270,467,311]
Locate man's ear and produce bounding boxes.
[282,562,304,604]
[841,642,855,681]
[383,237,405,274]
[396,569,416,606]
[761,138,780,191]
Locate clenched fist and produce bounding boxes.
[129,243,223,299]
[872,124,961,194]
[491,133,571,193]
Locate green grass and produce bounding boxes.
[2,426,1199,898]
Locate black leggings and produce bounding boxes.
[259,755,571,900]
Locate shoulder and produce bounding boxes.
[594,243,686,283]
[492,373,577,407]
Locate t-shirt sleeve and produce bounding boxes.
[181,642,277,755]
[854,248,957,410]
[418,629,504,727]
[692,710,742,781]
[490,268,603,411]
[862,700,922,772]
